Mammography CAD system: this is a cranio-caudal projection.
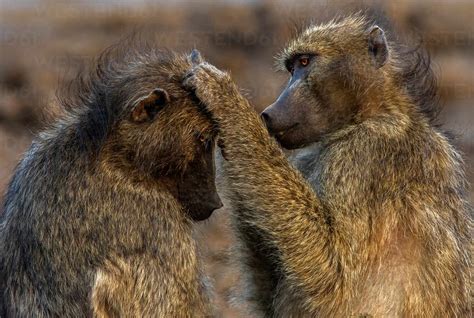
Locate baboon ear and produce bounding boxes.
[368,26,388,68]
[131,88,170,123]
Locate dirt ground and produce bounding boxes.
[1,1,472,316]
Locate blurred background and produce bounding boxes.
[0,0,472,316]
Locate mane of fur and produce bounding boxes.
[395,46,440,123]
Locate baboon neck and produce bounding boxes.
[357,76,414,124]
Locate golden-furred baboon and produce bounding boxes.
[0,44,221,317]
[184,14,471,317]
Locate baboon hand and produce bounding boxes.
[183,50,236,116]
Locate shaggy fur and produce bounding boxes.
[0,44,217,317]
[184,15,472,317]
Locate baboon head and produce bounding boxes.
[261,15,389,149]
[104,50,222,221]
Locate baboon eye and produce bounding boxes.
[196,134,213,150]
[194,131,209,145]
[286,54,313,75]
[298,56,310,67]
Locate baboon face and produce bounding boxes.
[115,55,222,221]
[176,138,222,221]
[261,20,388,149]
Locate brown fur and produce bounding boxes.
[184,15,471,317]
[0,44,218,317]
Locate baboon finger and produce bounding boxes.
[189,49,203,65]
[182,71,198,91]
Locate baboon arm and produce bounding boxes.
[92,258,141,318]
[92,257,204,318]
[187,64,342,304]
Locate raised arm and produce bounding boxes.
[183,52,342,310]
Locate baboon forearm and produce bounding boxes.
[215,89,342,301]
[186,62,343,301]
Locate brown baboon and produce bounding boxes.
[184,15,471,317]
[0,45,221,317]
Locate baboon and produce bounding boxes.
[0,45,221,317]
[184,15,471,317]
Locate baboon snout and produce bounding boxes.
[190,190,223,222]
[261,104,293,136]
[209,192,224,211]
[261,106,281,135]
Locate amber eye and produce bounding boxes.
[198,134,213,150]
[299,56,310,67]
[194,131,207,144]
